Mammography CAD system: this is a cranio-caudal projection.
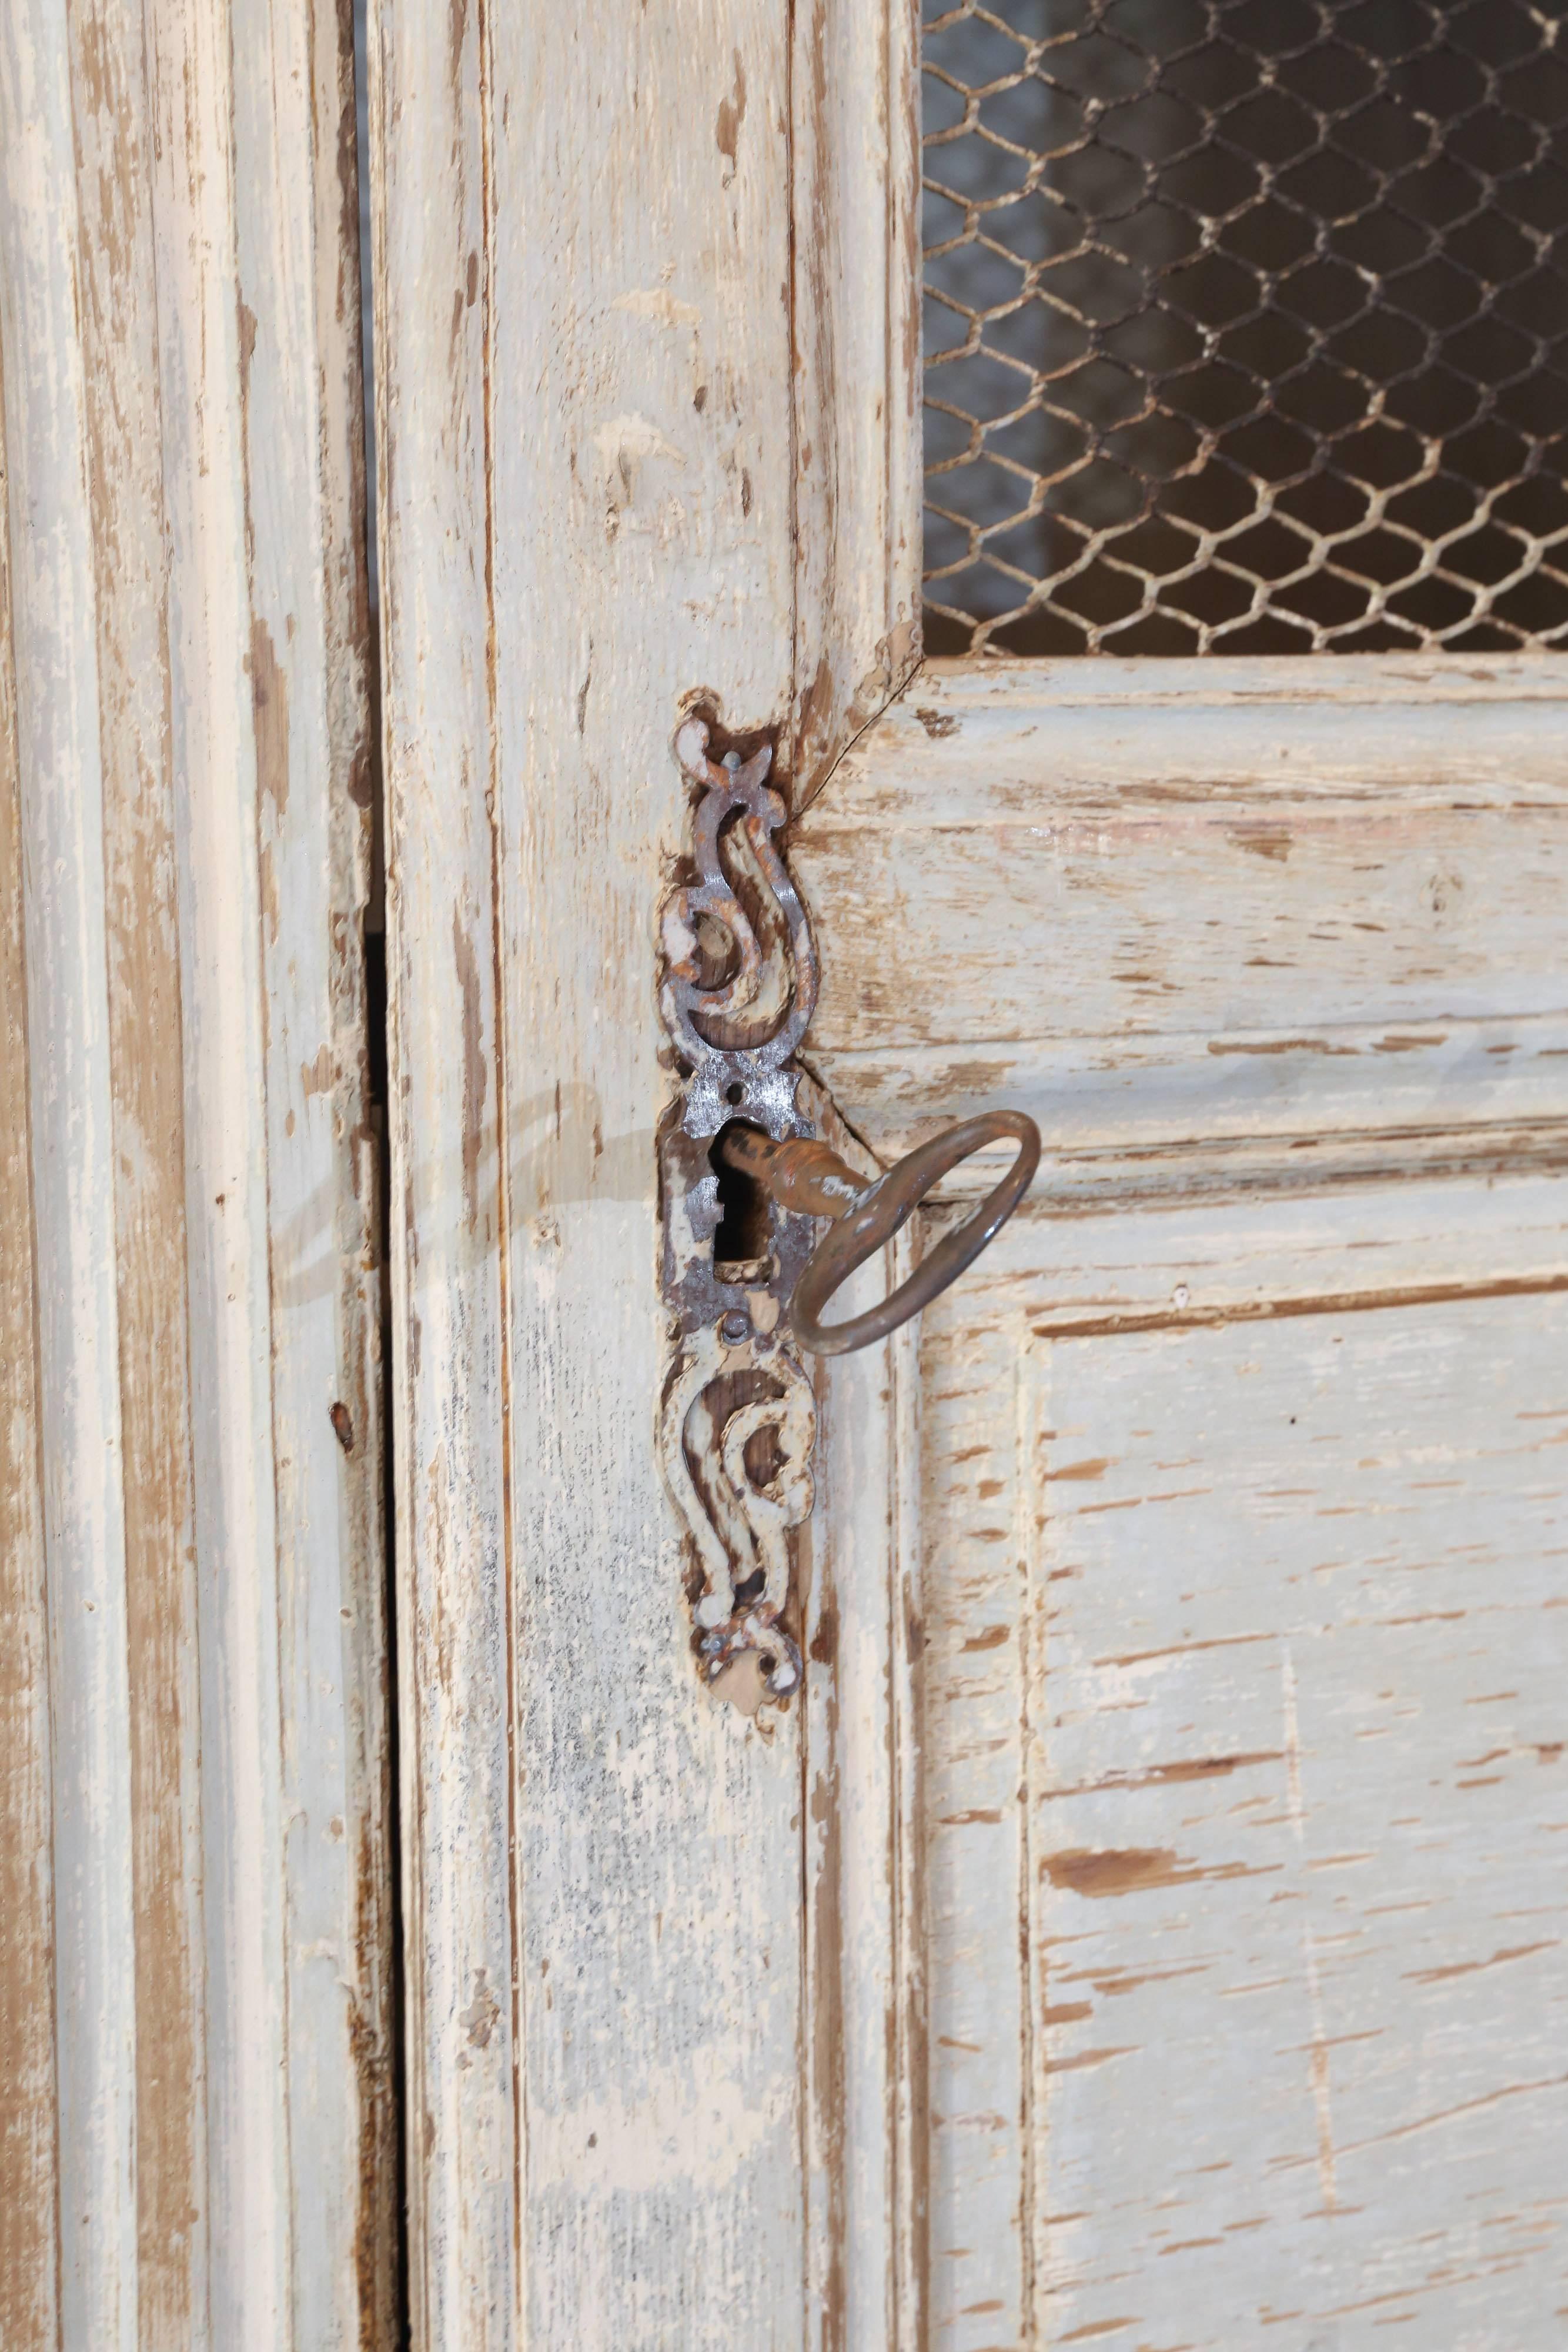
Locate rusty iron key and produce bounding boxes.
[718,1110,1041,1356]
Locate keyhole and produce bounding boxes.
[711,1120,770,1277]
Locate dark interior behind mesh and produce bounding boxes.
[923,0,1568,653]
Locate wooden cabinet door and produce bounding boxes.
[798,660,1568,2345]
[368,2,1568,2346]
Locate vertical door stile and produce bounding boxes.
[65,0,207,2336]
[484,4,805,2326]
[225,0,393,2333]
[367,0,518,2331]
[0,8,139,2340]
[0,0,390,2337]
[370,0,908,2333]
[151,0,293,2304]
[0,131,62,2352]
[790,4,927,2341]
[806,1214,931,2350]
[790,0,924,808]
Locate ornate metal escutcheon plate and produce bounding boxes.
[656,717,820,1708]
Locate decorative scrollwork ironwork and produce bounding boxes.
[656,717,820,1709]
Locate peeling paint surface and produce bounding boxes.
[913,1189,1568,2348]
[0,0,392,2337]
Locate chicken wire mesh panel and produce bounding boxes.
[922,0,1568,654]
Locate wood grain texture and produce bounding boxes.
[791,0,922,804]
[0,323,59,2352]
[916,1189,1568,2348]
[2,11,139,2333]
[792,648,1568,2347]
[366,0,516,2330]
[368,0,931,2312]
[803,1090,928,2352]
[366,0,1568,2337]
[0,0,390,2334]
[369,0,822,2339]
[796,653,1568,1167]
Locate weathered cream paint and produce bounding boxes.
[0,278,59,2352]
[369,1,808,2341]
[0,0,392,2338]
[796,654,1568,1171]
[367,0,927,2329]
[791,0,923,802]
[915,1195,1568,2347]
[363,0,1568,2340]
[797,650,1568,2340]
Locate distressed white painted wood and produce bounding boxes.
[367,0,932,2325]
[912,1190,1568,2347]
[366,0,1568,2333]
[366,0,854,2340]
[369,0,929,2321]
[791,0,922,802]
[799,1083,928,2348]
[0,329,59,2352]
[0,0,391,2337]
[794,644,1568,2341]
[795,653,1568,1168]
[365,0,515,2331]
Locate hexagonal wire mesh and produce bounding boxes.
[922,0,1568,654]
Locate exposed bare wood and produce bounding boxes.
[0,0,389,2334]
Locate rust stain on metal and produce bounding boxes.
[656,717,818,1709]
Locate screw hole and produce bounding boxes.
[725,1080,744,1104]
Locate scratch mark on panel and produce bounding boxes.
[1302,1927,1339,2214]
